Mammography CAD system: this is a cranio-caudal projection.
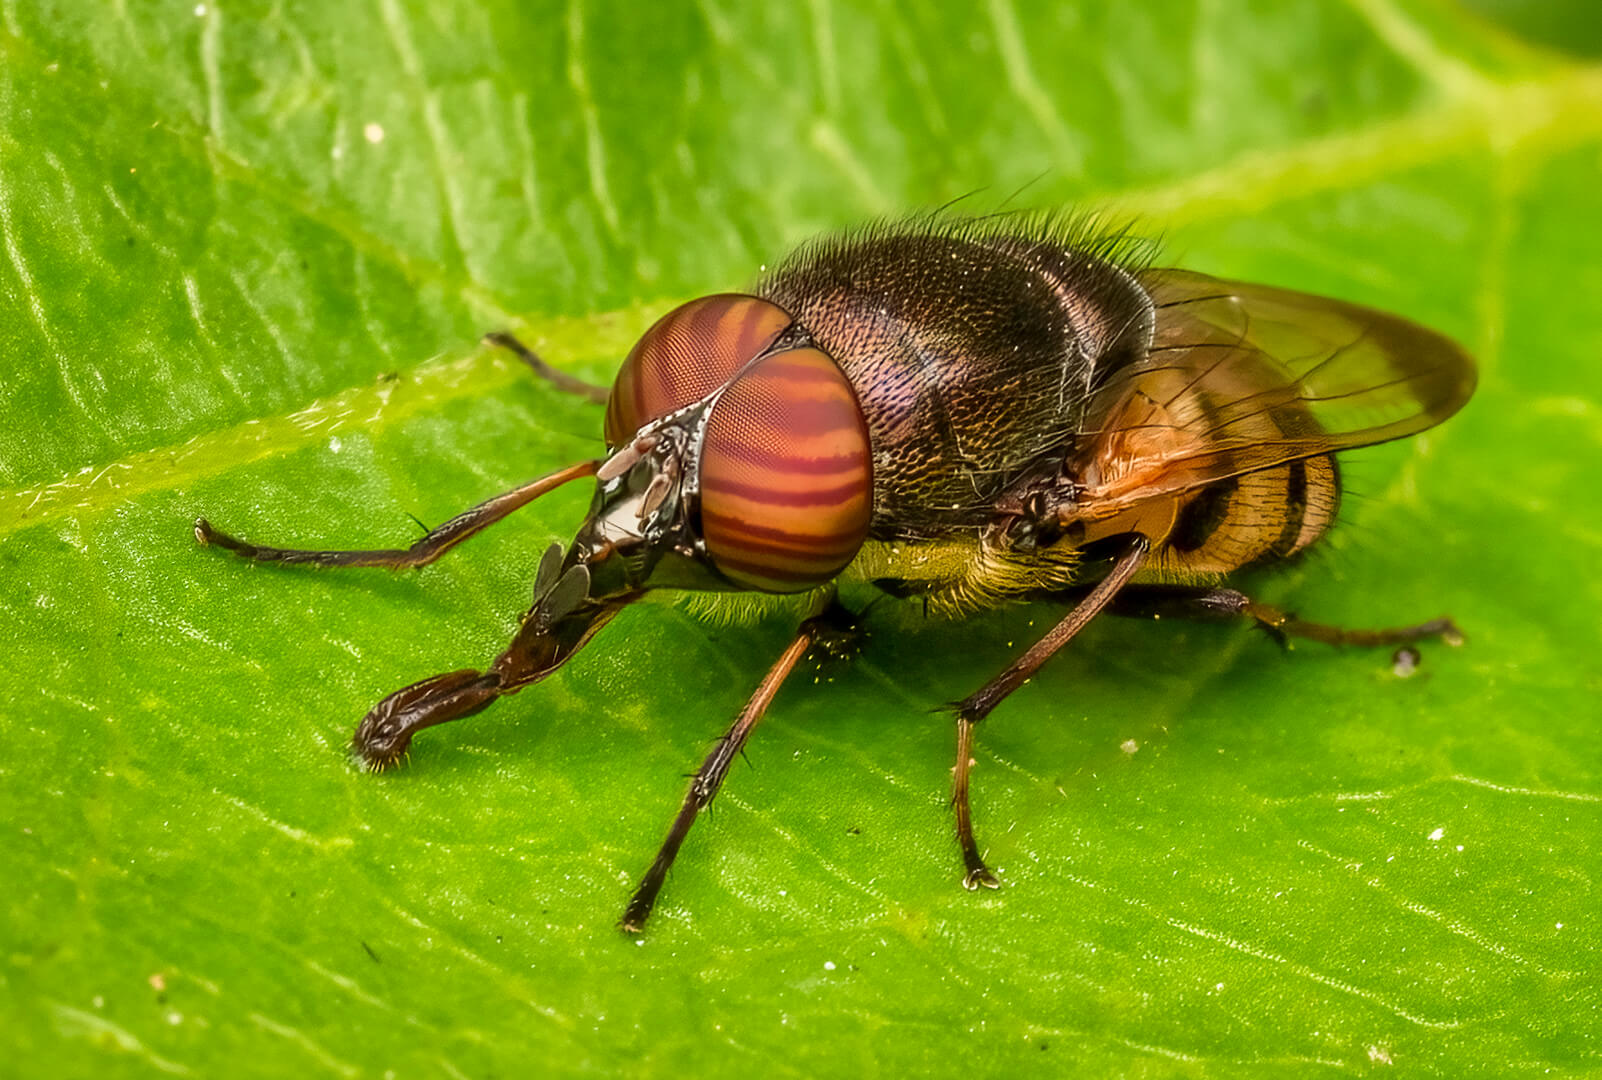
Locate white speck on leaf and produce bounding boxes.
[364,123,386,144]
[1428,827,1445,841]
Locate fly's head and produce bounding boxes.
[540,293,877,629]
[568,406,713,597]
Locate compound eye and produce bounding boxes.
[604,294,792,447]
[699,348,873,592]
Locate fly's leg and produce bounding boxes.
[951,715,994,889]
[619,633,811,933]
[194,460,599,570]
[198,324,608,565]
[350,596,627,769]
[350,668,503,770]
[1091,585,1465,649]
[950,537,1150,890]
[353,551,635,769]
[620,598,857,934]
[482,331,610,404]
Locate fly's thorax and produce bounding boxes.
[974,231,1155,372]
[759,222,1156,537]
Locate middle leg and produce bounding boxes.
[950,536,1150,889]
[620,598,859,933]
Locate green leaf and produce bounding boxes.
[4,2,1600,1075]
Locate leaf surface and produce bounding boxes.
[3,2,1600,1076]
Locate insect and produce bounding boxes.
[196,216,1475,933]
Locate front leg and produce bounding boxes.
[353,549,634,768]
[196,460,599,570]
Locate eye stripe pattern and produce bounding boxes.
[700,509,867,559]
[603,294,792,447]
[700,476,869,508]
[709,441,869,475]
[699,348,873,592]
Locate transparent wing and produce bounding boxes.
[1065,269,1477,516]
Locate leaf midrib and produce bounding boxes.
[5,52,1601,535]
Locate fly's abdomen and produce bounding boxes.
[1160,455,1342,575]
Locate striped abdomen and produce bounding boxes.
[1159,455,1341,575]
[699,348,873,592]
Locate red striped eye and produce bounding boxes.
[698,348,873,592]
[604,294,792,447]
